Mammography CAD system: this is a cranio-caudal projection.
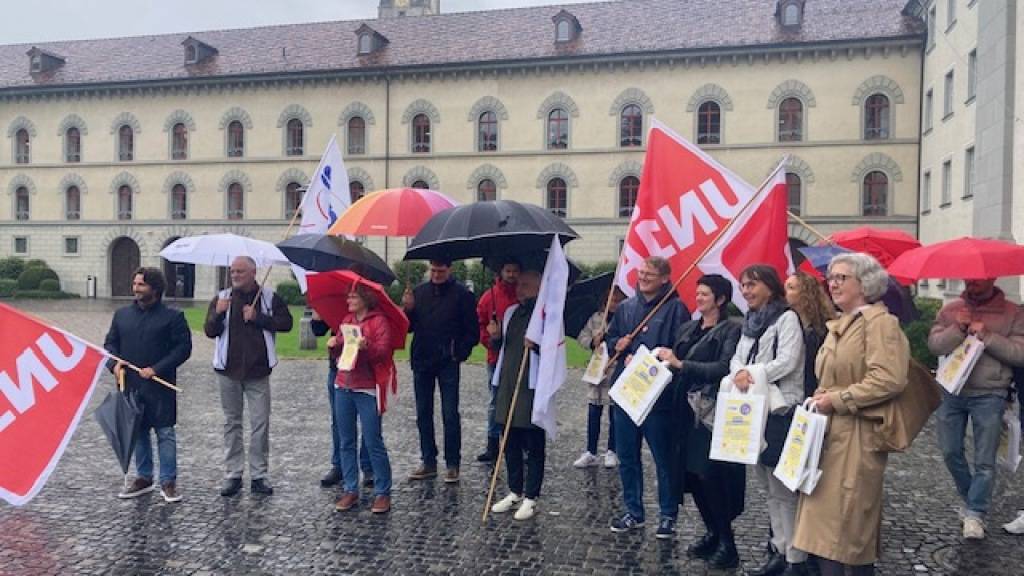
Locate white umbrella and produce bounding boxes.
[159,233,290,268]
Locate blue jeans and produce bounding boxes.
[334,387,391,496]
[486,363,500,440]
[614,406,678,522]
[413,363,461,468]
[328,366,371,475]
[936,391,1007,518]
[135,425,177,485]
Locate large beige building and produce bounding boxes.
[0,0,923,299]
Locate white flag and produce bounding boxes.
[526,237,569,440]
[298,135,350,235]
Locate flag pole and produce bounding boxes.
[482,350,530,523]
[250,192,307,308]
[786,210,831,244]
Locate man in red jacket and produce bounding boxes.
[475,258,520,463]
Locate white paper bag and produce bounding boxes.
[936,335,985,395]
[582,342,610,385]
[799,412,827,495]
[773,401,826,492]
[998,400,1022,473]
[609,345,673,426]
[709,389,767,465]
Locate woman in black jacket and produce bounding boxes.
[656,274,743,570]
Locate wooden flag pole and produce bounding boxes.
[786,210,831,244]
[482,350,530,523]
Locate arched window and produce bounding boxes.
[65,127,81,162]
[118,125,134,161]
[349,181,365,204]
[412,114,431,153]
[227,182,244,220]
[547,178,567,218]
[117,185,133,220]
[65,186,81,220]
[620,104,643,147]
[227,120,244,157]
[15,129,30,164]
[286,118,304,156]
[556,20,571,42]
[14,187,29,220]
[171,123,188,160]
[697,101,721,145]
[347,116,366,155]
[171,184,188,220]
[358,34,373,55]
[778,97,803,142]
[477,179,497,202]
[185,44,197,62]
[618,176,639,217]
[862,171,888,216]
[478,111,498,152]
[547,108,569,150]
[285,182,303,219]
[411,180,429,190]
[786,173,802,215]
[864,94,890,140]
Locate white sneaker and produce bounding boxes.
[573,451,598,468]
[603,450,619,468]
[514,498,537,520]
[963,516,985,539]
[1003,511,1024,534]
[491,493,523,514]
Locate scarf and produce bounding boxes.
[742,298,787,340]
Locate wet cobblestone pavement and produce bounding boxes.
[1,300,1022,575]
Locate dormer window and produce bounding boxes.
[776,0,805,29]
[26,47,65,75]
[182,36,218,65]
[355,24,389,55]
[552,10,582,44]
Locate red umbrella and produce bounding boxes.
[888,237,1024,280]
[306,270,409,350]
[327,187,458,238]
[829,227,921,266]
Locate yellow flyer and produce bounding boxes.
[337,324,363,371]
[775,411,810,486]
[582,342,609,385]
[609,345,672,426]
[710,391,766,465]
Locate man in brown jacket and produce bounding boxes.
[929,278,1024,539]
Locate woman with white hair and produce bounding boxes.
[793,252,910,576]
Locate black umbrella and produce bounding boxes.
[564,272,614,339]
[404,200,579,262]
[278,234,396,286]
[94,387,143,479]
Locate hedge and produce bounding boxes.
[0,278,16,297]
[17,267,59,290]
[276,281,305,306]
[12,290,79,300]
[905,297,941,369]
[0,257,25,281]
[39,278,61,292]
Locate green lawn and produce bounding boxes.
[184,305,592,367]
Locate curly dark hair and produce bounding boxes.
[133,267,166,300]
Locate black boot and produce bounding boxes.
[686,531,719,559]
[707,532,739,570]
[750,552,787,576]
[476,436,498,463]
[781,562,810,576]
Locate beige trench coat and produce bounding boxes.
[792,304,909,566]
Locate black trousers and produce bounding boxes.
[689,462,744,540]
[505,427,546,499]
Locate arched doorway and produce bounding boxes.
[110,237,141,297]
[161,237,195,299]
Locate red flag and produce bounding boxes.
[616,120,793,312]
[0,303,106,505]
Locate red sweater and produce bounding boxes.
[333,309,395,391]
[477,279,518,365]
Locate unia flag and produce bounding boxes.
[616,119,793,312]
[525,237,570,440]
[0,304,107,505]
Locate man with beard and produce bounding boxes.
[475,258,520,463]
[104,267,192,502]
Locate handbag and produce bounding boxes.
[760,409,794,467]
[687,388,716,431]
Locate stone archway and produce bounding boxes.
[161,237,195,299]
[110,236,140,297]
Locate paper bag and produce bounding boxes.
[999,400,1022,474]
[936,335,985,395]
[609,345,673,426]
[582,342,610,385]
[773,400,828,493]
[336,324,363,371]
[799,412,827,495]
[709,390,767,465]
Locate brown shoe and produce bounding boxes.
[118,477,155,499]
[407,465,437,481]
[335,492,359,511]
[371,495,391,514]
[160,481,183,503]
[443,467,460,484]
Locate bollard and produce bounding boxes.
[299,307,318,350]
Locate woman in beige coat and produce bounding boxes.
[792,253,909,576]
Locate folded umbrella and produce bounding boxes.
[564,272,614,339]
[94,387,143,480]
[888,236,1024,280]
[278,234,395,286]
[159,233,290,268]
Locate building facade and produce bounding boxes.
[0,0,923,299]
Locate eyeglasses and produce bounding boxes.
[638,271,663,279]
[827,273,852,285]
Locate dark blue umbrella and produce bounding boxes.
[797,245,850,273]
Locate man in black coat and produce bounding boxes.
[104,267,192,502]
[401,259,479,483]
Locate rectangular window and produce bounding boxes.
[941,160,953,206]
[967,50,977,102]
[922,170,932,212]
[964,146,975,198]
[64,237,79,255]
[944,70,955,118]
[927,7,936,50]
[947,0,956,28]
[14,237,28,255]
[924,89,933,132]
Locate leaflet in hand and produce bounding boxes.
[336,324,363,371]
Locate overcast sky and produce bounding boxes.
[1,0,595,45]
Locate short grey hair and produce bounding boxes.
[828,252,889,303]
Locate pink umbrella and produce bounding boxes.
[328,187,458,237]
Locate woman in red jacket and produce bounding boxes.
[329,284,394,514]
